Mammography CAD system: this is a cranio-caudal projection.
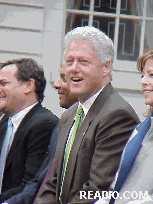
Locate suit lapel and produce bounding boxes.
[61,118,90,203]
[136,115,151,134]
[56,105,77,197]
[87,82,116,122]
[4,103,42,169]
[61,83,116,203]
[0,115,9,153]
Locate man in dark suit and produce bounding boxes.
[0,58,59,202]
[2,68,78,204]
[36,26,140,204]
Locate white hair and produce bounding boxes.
[63,26,114,80]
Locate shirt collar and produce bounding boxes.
[10,102,38,132]
[0,113,5,121]
[79,85,107,117]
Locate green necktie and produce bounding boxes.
[59,105,83,203]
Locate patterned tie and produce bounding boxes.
[109,116,151,204]
[59,105,83,203]
[0,117,14,193]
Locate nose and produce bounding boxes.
[53,78,61,90]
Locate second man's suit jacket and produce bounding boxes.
[0,103,59,202]
[37,83,140,204]
[5,124,59,204]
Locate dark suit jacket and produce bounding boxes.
[0,103,59,202]
[0,115,9,152]
[36,83,140,204]
[4,124,58,204]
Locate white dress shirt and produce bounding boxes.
[0,114,5,121]
[10,102,38,134]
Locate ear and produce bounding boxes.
[103,60,111,76]
[24,79,35,94]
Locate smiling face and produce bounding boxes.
[141,58,153,106]
[53,69,78,108]
[63,38,110,103]
[0,64,27,116]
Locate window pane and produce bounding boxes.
[117,19,142,61]
[66,0,90,11]
[66,13,89,33]
[94,0,116,13]
[144,20,153,52]
[93,16,115,42]
[120,0,143,16]
[66,0,118,13]
[147,0,153,17]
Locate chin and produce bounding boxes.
[145,99,153,106]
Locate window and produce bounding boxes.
[65,0,153,66]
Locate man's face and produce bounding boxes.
[63,39,105,103]
[53,69,78,108]
[0,64,26,116]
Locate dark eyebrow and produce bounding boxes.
[0,79,7,83]
[60,73,65,78]
[60,73,66,81]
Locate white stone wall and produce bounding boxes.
[0,0,65,118]
[0,0,147,121]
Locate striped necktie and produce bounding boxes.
[59,105,83,203]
